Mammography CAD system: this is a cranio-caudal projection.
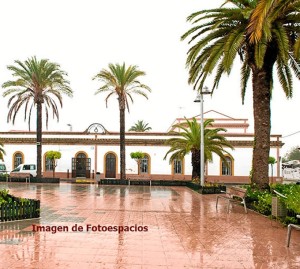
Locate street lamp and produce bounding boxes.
[194,86,211,186]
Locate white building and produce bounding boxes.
[0,111,283,183]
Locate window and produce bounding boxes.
[77,153,87,158]
[140,155,149,174]
[23,164,36,170]
[221,156,233,176]
[13,152,23,169]
[173,159,183,174]
[12,167,20,172]
[45,158,53,171]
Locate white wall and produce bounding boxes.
[2,142,280,178]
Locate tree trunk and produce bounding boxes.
[36,102,42,178]
[137,160,140,175]
[192,149,200,180]
[251,68,272,189]
[247,40,277,190]
[52,159,56,178]
[119,97,126,180]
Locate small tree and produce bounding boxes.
[164,118,233,181]
[46,151,61,178]
[268,156,276,183]
[130,152,144,175]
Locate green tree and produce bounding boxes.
[93,63,151,180]
[181,0,300,189]
[2,56,73,178]
[130,151,145,175]
[0,142,5,161]
[129,120,152,132]
[45,151,62,178]
[268,156,276,182]
[283,146,300,162]
[164,118,234,180]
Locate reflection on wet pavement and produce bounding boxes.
[0,183,299,268]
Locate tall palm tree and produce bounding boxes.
[0,142,5,161]
[2,56,73,178]
[164,118,233,180]
[129,120,152,132]
[93,63,151,180]
[181,0,300,189]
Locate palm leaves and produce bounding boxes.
[182,0,300,96]
[2,56,73,178]
[93,63,151,180]
[2,56,73,129]
[0,142,5,161]
[164,118,233,179]
[129,120,152,132]
[182,0,300,189]
[93,63,151,111]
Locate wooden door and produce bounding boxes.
[105,153,116,178]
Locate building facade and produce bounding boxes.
[0,111,283,184]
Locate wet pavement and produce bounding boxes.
[0,182,299,269]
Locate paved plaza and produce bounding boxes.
[0,182,299,269]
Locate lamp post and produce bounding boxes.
[194,86,211,186]
[67,124,72,132]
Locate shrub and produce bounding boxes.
[253,192,272,215]
[0,189,12,205]
[244,184,300,225]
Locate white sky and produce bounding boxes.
[0,0,300,155]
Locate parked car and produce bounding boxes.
[10,164,37,178]
[282,160,300,184]
[0,162,7,176]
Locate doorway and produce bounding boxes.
[105,153,116,178]
[72,152,91,178]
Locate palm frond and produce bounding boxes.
[93,63,151,112]
[2,56,73,130]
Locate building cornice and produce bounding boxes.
[0,137,284,148]
[0,131,282,138]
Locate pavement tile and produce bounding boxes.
[0,182,299,269]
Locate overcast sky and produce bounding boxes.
[0,0,300,156]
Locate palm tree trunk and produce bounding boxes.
[191,149,200,180]
[251,68,272,189]
[119,97,126,180]
[36,102,42,178]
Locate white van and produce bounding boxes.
[11,164,37,178]
[0,162,7,175]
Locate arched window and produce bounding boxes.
[221,156,233,176]
[173,159,183,175]
[140,154,150,174]
[44,153,54,171]
[13,152,24,169]
[77,152,87,158]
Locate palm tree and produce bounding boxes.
[93,63,151,180]
[181,0,300,189]
[0,142,5,161]
[2,56,73,178]
[129,120,152,132]
[164,118,234,180]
